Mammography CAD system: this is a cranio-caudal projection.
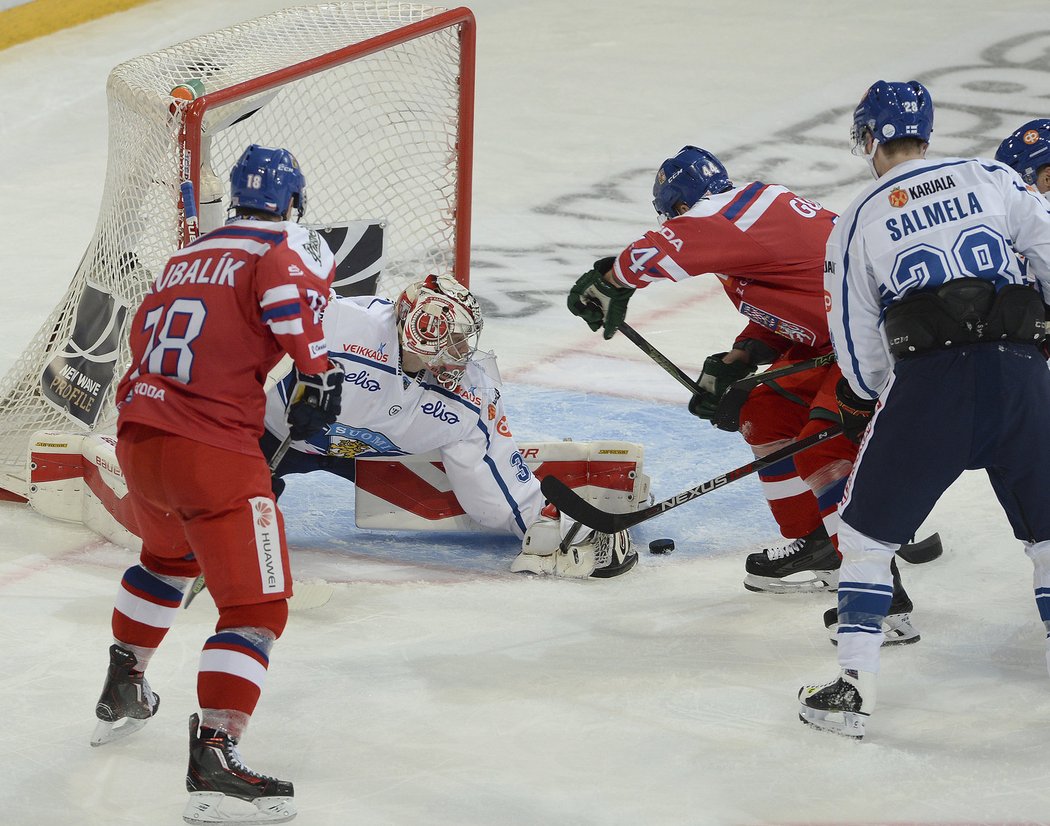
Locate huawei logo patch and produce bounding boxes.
[888,187,909,208]
[254,499,274,528]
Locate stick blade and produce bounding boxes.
[897,532,943,564]
[539,475,621,532]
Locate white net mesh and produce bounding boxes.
[0,2,472,495]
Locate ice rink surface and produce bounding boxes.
[2,1,1050,823]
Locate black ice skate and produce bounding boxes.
[798,668,876,739]
[183,713,296,824]
[743,525,840,593]
[91,644,160,747]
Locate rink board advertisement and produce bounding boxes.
[39,282,129,428]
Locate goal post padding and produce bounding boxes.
[0,2,475,497]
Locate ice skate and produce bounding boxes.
[183,713,296,824]
[823,581,920,646]
[824,558,920,645]
[823,606,919,646]
[91,644,160,747]
[798,668,876,739]
[743,526,839,593]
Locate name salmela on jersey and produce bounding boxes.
[825,156,1050,398]
[264,296,545,537]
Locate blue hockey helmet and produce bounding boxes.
[652,145,732,220]
[995,119,1050,185]
[229,144,306,219]
[850,80,934,153]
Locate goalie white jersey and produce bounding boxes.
[263,295,545,537]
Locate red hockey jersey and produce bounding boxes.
[611,182,837,358]
[116,218,335,455]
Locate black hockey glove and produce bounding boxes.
[835,377,877,444]
[688,352,755,421]
[287,359,345,441]
[568,257,634,340]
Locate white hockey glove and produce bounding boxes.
[287,359,344,440]
[511,505,636,579]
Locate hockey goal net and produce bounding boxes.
[0,2,475,497]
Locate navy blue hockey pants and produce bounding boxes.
[841,341,1050,545]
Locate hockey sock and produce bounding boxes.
[756,448,823,538]
[1025,540,1050,678]
[198,626,275,738]
[112,565,192,665]
[835,523,897,673]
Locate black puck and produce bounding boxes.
[649,538,675,555]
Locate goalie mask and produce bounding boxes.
[396,274,484,390]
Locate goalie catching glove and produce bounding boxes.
[511,504,637,578]
[287,359,345,440]
[568,257,635,340]
[688,352,755,422]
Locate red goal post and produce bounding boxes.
[0,3,476,497]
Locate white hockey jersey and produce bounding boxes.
[263,295,544,537]
[825,156,1050,398]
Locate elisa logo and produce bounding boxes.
[496,416,512,437]
[1024,129,1040,145]
[254,499,274,528]
[888,187,909,208]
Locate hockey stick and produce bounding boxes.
[711,352,838,432]
[614,318,703,395]
[542,429,943,562]
[541,425,844,532]
[180,180,200,243]
[584,300,835,407]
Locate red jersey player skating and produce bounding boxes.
[91,144,344,824]
[567,145,917,643]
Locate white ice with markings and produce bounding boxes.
[2,1,1050,824]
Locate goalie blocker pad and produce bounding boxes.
[26,433,649,544]
[354,439,650,532]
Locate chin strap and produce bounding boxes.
[862,139,880,179]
